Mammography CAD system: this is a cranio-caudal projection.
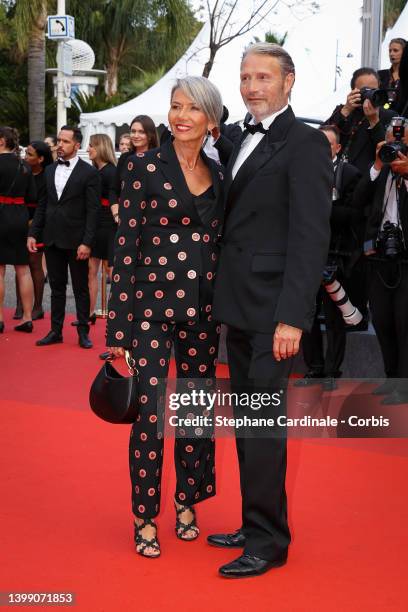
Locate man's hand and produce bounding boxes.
[341,88,361,117]
[391,151,408,176]
[77,244,91,260]
[273,323,302,362]
[108,347,126,358]
[374,140,386,172]
[362,99,380,128]
[27,237,38,253]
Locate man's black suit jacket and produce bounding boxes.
[212,106,332,333]
[29,158,100,249]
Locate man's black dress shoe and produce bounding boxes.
[381,389,408,405]
[372,380,396,395]
[36,331,63,346]
[0,321,4,334]
[207,528,245,548]
[294,371,324,387]
[322,376,338,391]
[78,332,93,349]
[219,553,287,578]
[14,321,33,333]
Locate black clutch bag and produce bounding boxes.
[89,351,139,424]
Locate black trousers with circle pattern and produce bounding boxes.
[129,318,220,518]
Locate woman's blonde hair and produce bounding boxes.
[89,133,117,167]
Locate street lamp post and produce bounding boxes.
[56,0,67,131]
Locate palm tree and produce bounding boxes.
[69,0,195,97]
[15,0,49,140]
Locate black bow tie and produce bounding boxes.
[57,159,70,167]
[243,121,267,135]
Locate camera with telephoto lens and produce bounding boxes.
[376,221,404,258]
[322,257,362,326]
[359,86,389,108]
[379,117,408,164]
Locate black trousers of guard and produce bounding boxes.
[302,287,346,377]
[129,318,219,519]
[226,325,292,562]
[368,260,408,391]
[45,245,90,335]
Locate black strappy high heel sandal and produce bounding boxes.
[174,502,200,541]
[134,518,161,558]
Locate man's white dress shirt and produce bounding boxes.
[232,105,289,180]
[55,155,79,200]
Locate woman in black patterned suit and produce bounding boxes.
[107,76,224,558]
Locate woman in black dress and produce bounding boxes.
[378,38,406,109]
[20,141,53,320]
[107,76,224,558]
[86,134,118,319]
[0,126,36,334]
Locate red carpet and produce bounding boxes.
[1,309,408,611]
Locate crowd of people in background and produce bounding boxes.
[1,37,408,405]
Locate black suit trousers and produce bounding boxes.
[226,325,292,561]
[45,245,90,334]
[368,259,408,389]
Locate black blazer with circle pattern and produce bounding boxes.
[106,139,224,347]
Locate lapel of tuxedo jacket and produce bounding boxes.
[225,107,294,211]
[48,162,59,203]
[58,158,83,203]
[158,139,212,226]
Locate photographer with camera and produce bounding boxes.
[296,126,362,390]
[354,117,408,404]
[325,68,396,332]
[325,67,396,174]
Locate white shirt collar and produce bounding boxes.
[57,154,79,168]
[249,105,289,129]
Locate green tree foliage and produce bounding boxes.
[383,0,406,33]
[67,0,199,96]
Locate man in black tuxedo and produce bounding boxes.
[27,126,100,348]
[209,43,332,577]
[296,125,361,390]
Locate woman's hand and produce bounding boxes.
[108,347,126,358]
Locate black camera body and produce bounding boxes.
[379,116,408,163]
[360,86,389,108]
[377,221,404,258]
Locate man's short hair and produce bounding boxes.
[242,42,295,77]
[60,125,83,145]
[350,67,379,89]
[319,124,341,144]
